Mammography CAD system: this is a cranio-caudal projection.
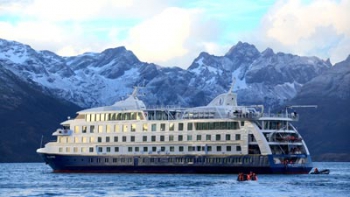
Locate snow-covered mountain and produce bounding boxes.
[0,38,332,109]
[188,42,331,107]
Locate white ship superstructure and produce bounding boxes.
[37,81,313,174]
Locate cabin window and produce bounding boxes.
[98,147,103,153]
[226,146,231,152]
[130,136,135,142]
[207,146,212,152]
[96,114,100,121]
[114,136,118,142]
[87,114,91,122]
[179,146,184,152]
[187,135,192,141]
[123,125,128,132]
[160,123,166,131]
[143,147,148,152]
[74,137,79,143]
[101,114,105,121]
[89,147,94,152]
[161,146,165,152]
[82,126,87,133]
[187,123,193,131]
[106,136,110,143]
[241,121,245,126]
[81,147,87,153]
[131,124,136,132]
[143,136,147,142]
[106,125,111,133]
[135,147,139,152]
[160,135,165,141]
[82,137,87,143]
[197,135,202,141]
[97,137,102,143]
[74,126,79,133]
[152,147,157,152]
[128,147,132,152]
[151,135,156,142]
[170,146,175,152]
[90,125,95,133]
[226,134,231,141]
[235,134,241,140]
[169,135,174,141]
[206,135,211,141]
[59,147,63,153]
[169,123,174,131]
[91,114,95,122]
[66,147,70,152]
[151,124,156,132]
[90,137,95,143]
[143,124,148,132]
[106,147,111,152]
[188,146,194,152]
[178,135,183,141]
[236,146,241,151]
[115,125,120,133]
[98,125,103,133]
[216,134,221,141]
[216,146,222,152]
[114,147,119,152]
[178,123,183,131]
[122,136,127,142]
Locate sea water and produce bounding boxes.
[0,162,349,197]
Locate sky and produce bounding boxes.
[0,0,349,69]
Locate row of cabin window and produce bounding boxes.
[87,156,250,164]
[73,121,240,134]
[58,145,242,153]
[59,134,242,143]
[86,112,144,122]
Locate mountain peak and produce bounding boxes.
[261,48,274,57]
[225,41,260,61]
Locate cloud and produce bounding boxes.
[126,7,192,64]
[247,0,350,64]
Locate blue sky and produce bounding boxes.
[0,0,349,69]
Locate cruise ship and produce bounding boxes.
[37,81,313,174]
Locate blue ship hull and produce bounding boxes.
[39,153,312,174]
